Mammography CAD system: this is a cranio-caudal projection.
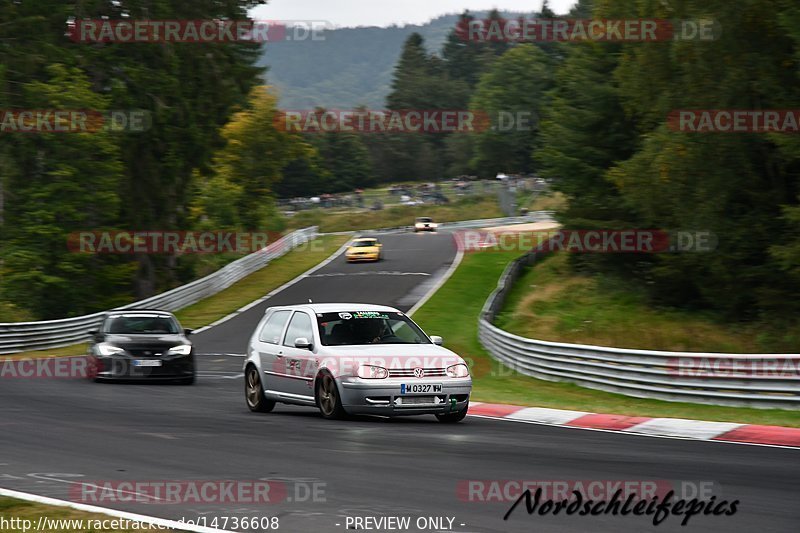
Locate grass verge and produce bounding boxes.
[1,344,89,360]
[523,190,567,213]
[285,196,503,233]
[496,253,779,353]
[411,247,800,428]
[3,235,348,358]
[0,496,184,532]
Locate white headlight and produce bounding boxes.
[446,363,470,378]
[357,365,388,379]
[97,343,125,356]
[167,344,192,356]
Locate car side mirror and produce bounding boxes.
[184,328,194,336]
[294,337,313,350]
[430,335,443,346]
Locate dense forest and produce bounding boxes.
[259,11,529,110]
[2,0,800,339]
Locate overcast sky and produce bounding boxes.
[250,1,576,28]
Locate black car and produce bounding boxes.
[87,310,196,384]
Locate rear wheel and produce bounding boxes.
[316,373,347,420]
[435,403,469,423]
[245,366,275,413]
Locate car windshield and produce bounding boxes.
[353,240,377,247]
[416,218,432,223]
[106,315,180,334]
[317,311,431,346]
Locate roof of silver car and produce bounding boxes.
[266,303,400,314]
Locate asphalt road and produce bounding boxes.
[192,232,456,355]
[1,231,798,533]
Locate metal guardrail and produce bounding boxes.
[0,227,318,355]
[363,212,556,235]
[0,214,551,355]
[478,252,800,410]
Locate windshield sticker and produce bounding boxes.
[339,312,353,320]
[352,311,390,319]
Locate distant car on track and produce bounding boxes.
[345,237,383,262]
[244,303,472,422]
[87,310,195,384]
[414,217,438,232]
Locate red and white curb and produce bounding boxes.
[468,402,800,449]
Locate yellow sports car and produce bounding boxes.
[345,238,383,262]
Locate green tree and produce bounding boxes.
[76,0,268,296]
[602,0,800,317]
[2,65,134,318]
[197,87,306,230]
[470,44,552,177]
[536,42,636,229]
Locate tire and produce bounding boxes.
[435,403,469,423]
[245,365,275,413]
[316,373,347,420]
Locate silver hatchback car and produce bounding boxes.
[243,303,472,422]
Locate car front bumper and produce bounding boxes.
[90,354,195,381]
[346,253,380,262]
[339,377,472,416]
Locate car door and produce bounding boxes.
[277,310,319,400]
[256,309,292,394]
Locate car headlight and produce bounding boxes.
[97,343,125,356]
[166,344,192,356]
[446,363,470,378]
[357,365,388,379]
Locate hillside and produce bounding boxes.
[258,12,533,109]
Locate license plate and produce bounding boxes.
[401,383,442,394]
[133,360,162,367]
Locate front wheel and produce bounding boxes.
[245,366,275,413]
[316,373,347,420]
[435,404,468,423]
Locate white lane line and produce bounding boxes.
[505,407,590,425]
[193,238,352,335]
[624,418,745,440]
[0,487,235,533]
[407,247,464,317]
[307,271,431,278]
[196,372,244,380]
[26,474,166,503]
[140,433,179,440]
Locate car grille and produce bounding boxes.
[388,368,447,378]
[127,347,171,357]
[395,395,445,406]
